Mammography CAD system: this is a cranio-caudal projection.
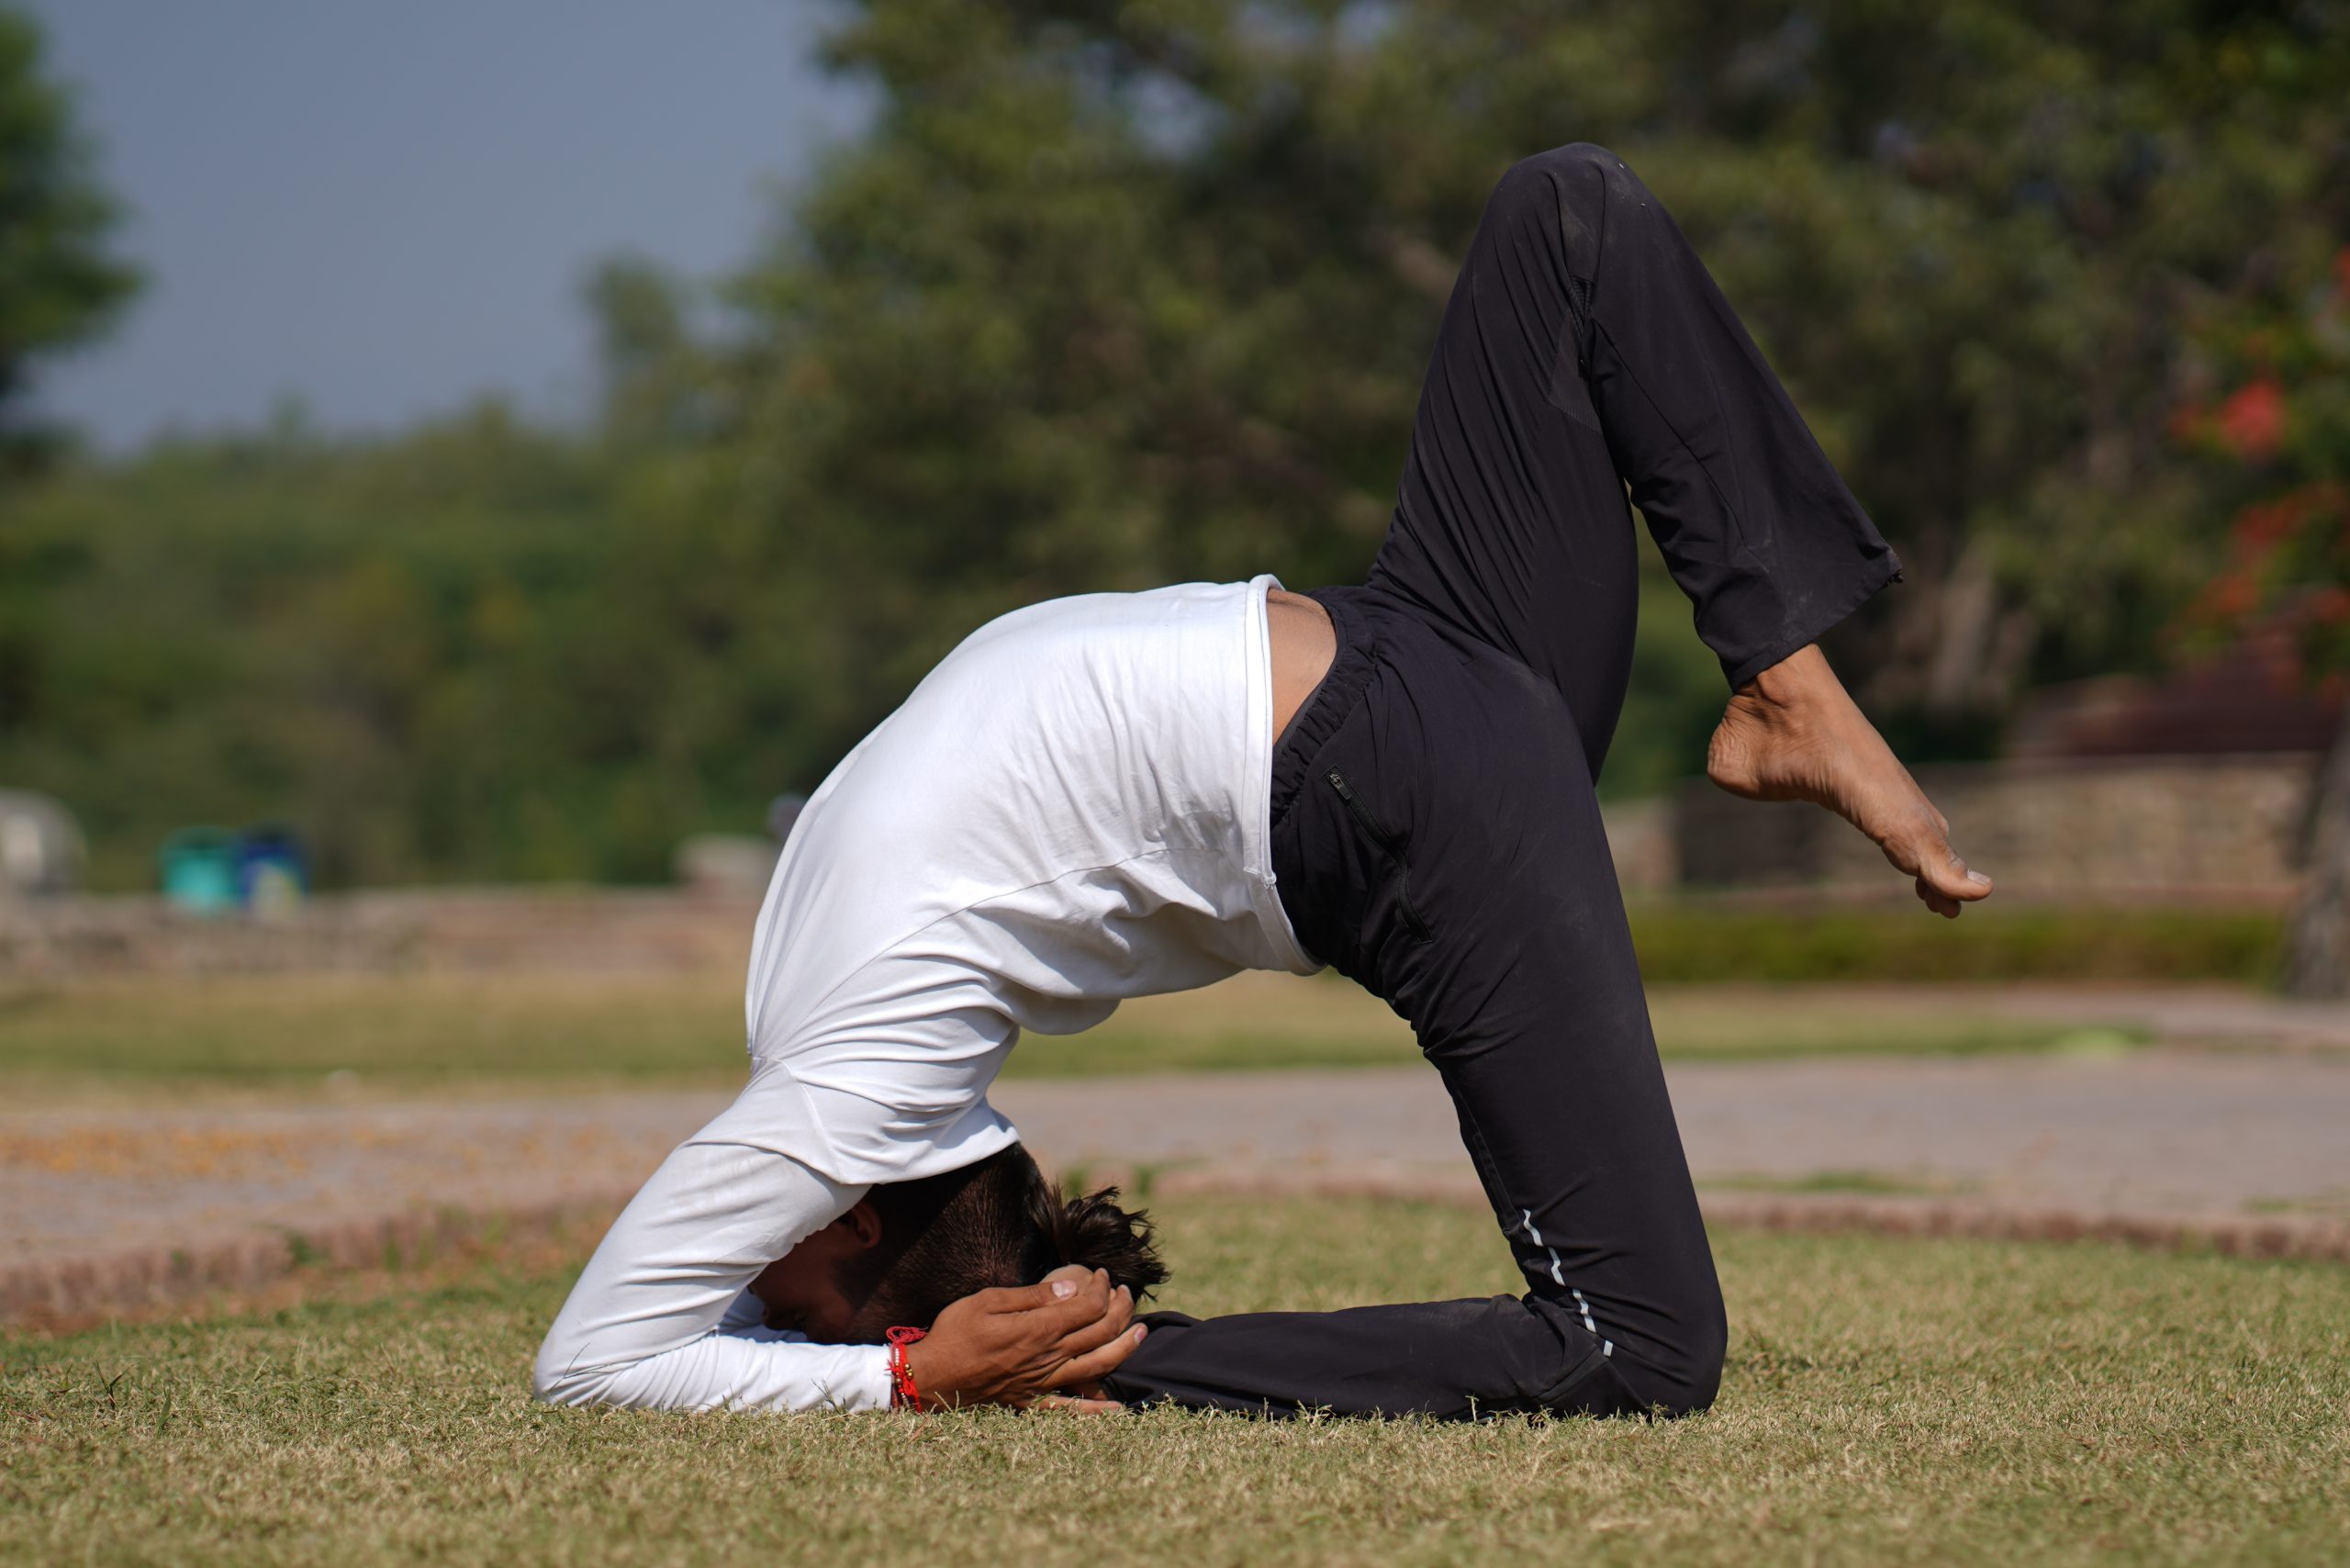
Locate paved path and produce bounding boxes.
[1009,1050,2350,1218]
[0,1098,689,1271]
[1935,982,2350,1051]
[8,1048,2347,1282]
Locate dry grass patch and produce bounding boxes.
[5,1196,2344,1566]
[0,971,2148,1105]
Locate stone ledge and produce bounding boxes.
[1150,1163,2350,1264]
[0,1187,638,1332]
[0,889,756,980]
[9,1167,2344,1332]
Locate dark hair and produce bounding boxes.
[841,1144,1167,1338]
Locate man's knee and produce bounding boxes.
[1658,1321,1728,1418]
[1527,141,1627,179]
[1535,1347,1711,1420]
[1492,141,1639,206]
[1529,1289,1725,1419]
[1598,1342,1723,1421]
[1483,143,1660,276]
[1652,1295,1729,1418]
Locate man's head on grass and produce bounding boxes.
[750,1144,1167,1343]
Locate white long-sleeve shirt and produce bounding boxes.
[534,577,1316,1412]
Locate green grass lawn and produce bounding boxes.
[4,1195,2344,1566]
[1626,902,2286,985]
[0,970,2149,1103]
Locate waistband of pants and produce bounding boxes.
[1269,586,1382,829]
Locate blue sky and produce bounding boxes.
[22,1,874,449]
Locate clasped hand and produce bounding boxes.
[901,1265,1144,1415]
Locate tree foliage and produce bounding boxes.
[0,410,667,887]
[2169,225,2350,995]
[0,6,140,469]
[640,0,2349,761]
[5,1,2347,889]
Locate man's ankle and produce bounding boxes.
[1743,644,1844,716]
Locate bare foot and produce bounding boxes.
[1707,645,1992,918]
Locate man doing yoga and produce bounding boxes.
[534,143,1990,1419]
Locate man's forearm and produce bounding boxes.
[532,1096,883,1413]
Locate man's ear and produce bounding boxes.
[830,1199,884,1251]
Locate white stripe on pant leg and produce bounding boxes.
[1572,1291,1614,1356]
[1520,1211,1614,1357]
[1518,1209,1567,1287]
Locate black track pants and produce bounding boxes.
[1101,145,1899,1419]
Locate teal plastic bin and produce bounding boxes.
[159,827,244,914]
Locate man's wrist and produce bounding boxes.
[885,1327,930,1411]
[900,1338,958,1409]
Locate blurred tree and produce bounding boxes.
[643,0,2346,777]
[0,409,648,888]
[0,6,140,472]
[2171,239,2350,994]
[0,6,140,831]
[8,0,2348,890]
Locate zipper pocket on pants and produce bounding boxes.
[1326,769,1432,941]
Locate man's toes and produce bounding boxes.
[1914,837,1992,902]
[1939,854,1992,900]
[1915,876,1961,918]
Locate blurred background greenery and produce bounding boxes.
[1,1,2344,947]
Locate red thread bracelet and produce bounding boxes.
[885,1326,928,1412]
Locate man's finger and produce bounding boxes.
[977,1271,1117,1350]
[1027,1394,1126,1416]
[1052,1322,1148,1386]
[1048,1285,1135,1359]
[971,1268,1113,1318]
[1013,1269,1118,1341]
[967,1282,1070,1314]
